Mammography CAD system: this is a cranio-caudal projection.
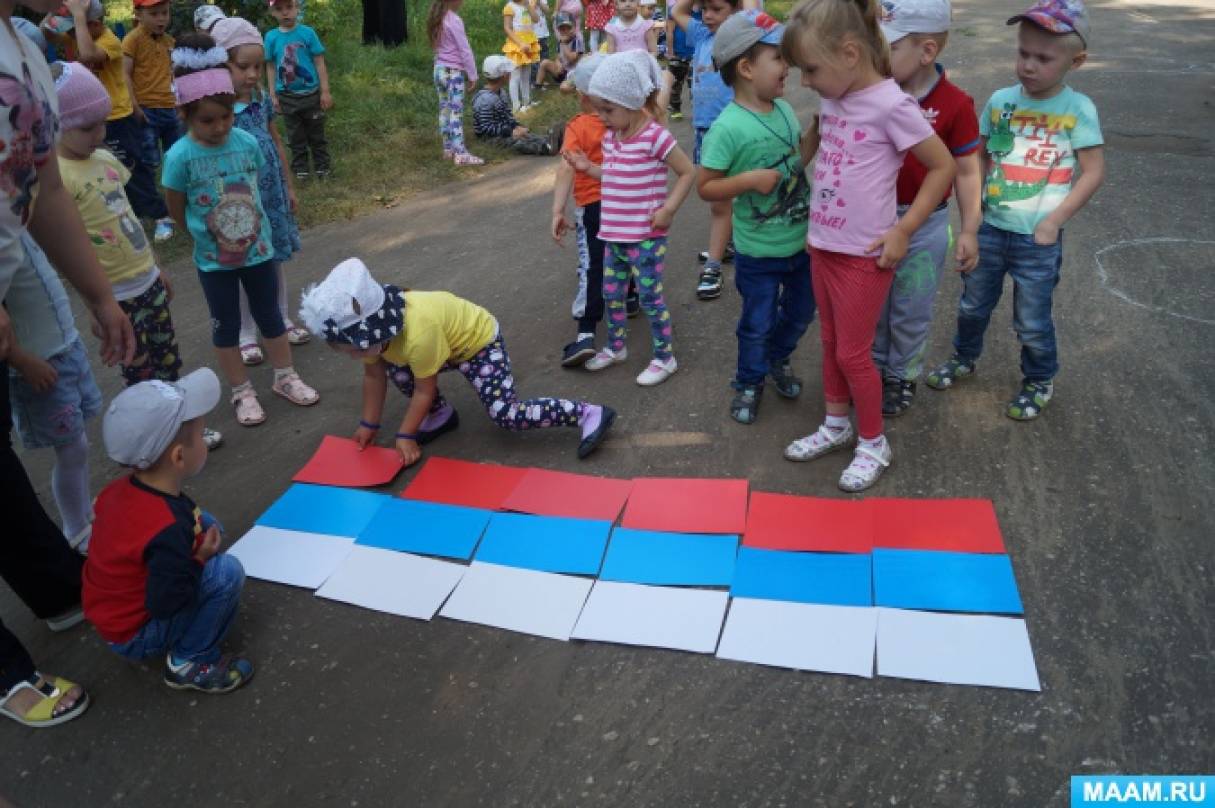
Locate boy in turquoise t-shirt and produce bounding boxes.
[264,0,332,179]
[698,11,815,425]
[927,0,1104,421]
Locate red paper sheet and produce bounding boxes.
[399,457,528,511]
[621,477,749,534]
[743,492,873,553]
[870,498,1006,553]
[292,435,405,488]
[501,468,633,522]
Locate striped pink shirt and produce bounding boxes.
[598,120,678,243]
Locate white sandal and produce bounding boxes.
[839,440,893,493]
[783,422,854,462]
[232,386,266,426]
[272,372,319,406]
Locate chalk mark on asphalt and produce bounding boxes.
[1094,237,1215,325]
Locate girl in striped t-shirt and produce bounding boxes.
[566,51,695,386]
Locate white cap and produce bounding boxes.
[482,54,515,79]
[878,0,952,44]
[298,257,387,337]
[103,368,221,469]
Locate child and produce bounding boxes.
[697,11,815,424]
[779,0,956,491]
[194,3,226,33]
[872,0,982,417]
[664,0,694,119]
[43,0,176,241]
[5,235,102,551]
[428,0,485,165]
[670,0,748,300]
[299,258,618,466]
[640,0,656,21]
[926,0,1104,421]
[568,51,696,386]
[211,17,313,366]
[161,34,320,426]
[585,0,614,52]
[558,0,582,37]
[605,0,656,54]
[52,61,225,451]
[473,55,562,154]
[537,12,583,86]
[123,0,180,204]
[265,0,332,180]
[530,0,552,88]
[84,368,254,694]
[501,0,540,112]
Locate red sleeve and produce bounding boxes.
[944,84,981,157]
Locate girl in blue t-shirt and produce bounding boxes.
[161,34,319,427]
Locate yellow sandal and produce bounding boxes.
[0,673,90,728]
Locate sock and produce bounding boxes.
[273,366,296,383]
[703,259,722,273]
[231,380,254,397]
[51,432,92,540]
[419,402,454,432]
[825,414,850,432]
[859,434,887,450]
[578,403,602,439]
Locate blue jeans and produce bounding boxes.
[139,107,181,168]
[733,250,816,388]
[952,221,1063,382]
[109,554,245,665]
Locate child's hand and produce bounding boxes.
[650,204,674,231]
[512,125,530,139]
[396,436,422,467]
[320,91,334,111]
[65,0,90,19]
[955,231,979,272]
[866,226,910,269]
[552,212,573,243]
[271,96,281,114]
[15,355,57,393]
[747,168,783,195]
[1033,218,1060,246]
[564,149,591,173]
[353,423,378,448]
[193,524,221,563]
[288,187,299,213]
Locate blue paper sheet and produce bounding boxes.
[473,513,613,575]
[730,547,873,606]
[598,528,738,586]
[356,499,492,560]
[255,483,389,537]
[872,549,1023,614]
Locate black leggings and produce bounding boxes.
[196,261,286,348]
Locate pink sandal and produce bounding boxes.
[286,325,312,345]
[272,372,319,406]
[239,343,264,366]
[232,386,266,426]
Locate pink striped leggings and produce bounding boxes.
[810,248,895,440]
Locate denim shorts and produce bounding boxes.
[8,336,103,449]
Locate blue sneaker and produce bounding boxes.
[164,654,253,694]
[562,335,597,367]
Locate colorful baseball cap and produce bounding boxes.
[878,0,951,44]
[712,10,784,70]
[42,0,103,35]
[1007,0,1089,47]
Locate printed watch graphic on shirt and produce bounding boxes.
[203,181,264,266]
[984,102,1067,210]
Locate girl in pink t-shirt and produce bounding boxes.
[604,0,657,54]
[566,51,695,387]
[780,0,955,492]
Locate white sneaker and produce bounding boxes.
[636,357,678,386]
[783,422,855,462]
[839,438,893,493]
[202,427,224,450]
[153,217,174,242]
[585,346,627,371]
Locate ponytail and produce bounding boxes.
[854,0,892,76]
[781,0,891,78]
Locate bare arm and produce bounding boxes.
[265,61,279,110]
[314,54,333,109]
[646,26,658,55]
[551,157,575,243]
[1034,145,1104,246]
[651,145,695,229]
[164,188,187,230]
[395,374,438,466]
[504,15,526,48]
[123,55,143,122]
[800,113,820,166]
[867,133,956,269]
[697,165,780,203]
[952,150,982,271]
[351,358,390,447]
[670,0,692,31]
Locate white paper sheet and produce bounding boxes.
[715,598,877,677]
[571,581,729,654]
[875,607,1041,691]
[227,525,355,589]
[438,561,593,641]
[314,546,466,620]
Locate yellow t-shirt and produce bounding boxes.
[121,25,175,109]
[95,27,133,120]
[58,149,155,285]
[374,291,497,378]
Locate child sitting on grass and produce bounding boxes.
[536,12,583,86]
[84,368,254,694]
[473,55,562,155]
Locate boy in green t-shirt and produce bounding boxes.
[697,10,815,425]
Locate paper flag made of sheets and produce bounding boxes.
[225,452,1040,691]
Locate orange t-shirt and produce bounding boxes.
[562,112,604,207]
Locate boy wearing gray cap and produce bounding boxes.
[83,369,254,694]
[698,10,815,424]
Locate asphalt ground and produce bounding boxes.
[3,0,1213,804]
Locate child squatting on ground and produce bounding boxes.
[161,34,319,427]
[473,55,563,154]
[925,0,1104,420]
[265,0,332,180]
[84,368,254,694]
[697,10,816,425]
[299,258,618,468]
[872,0,983,418]
[567,50,697,386]
[428,0,485,165]
[780,0,956,492]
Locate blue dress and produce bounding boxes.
[234,91,301,263]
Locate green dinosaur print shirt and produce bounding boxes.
[979,84,1102,235]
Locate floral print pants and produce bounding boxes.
[604,237,672,360]
[433,65,468,155]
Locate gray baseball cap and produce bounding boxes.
[712,10,785,70]
[103,368,221,469]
